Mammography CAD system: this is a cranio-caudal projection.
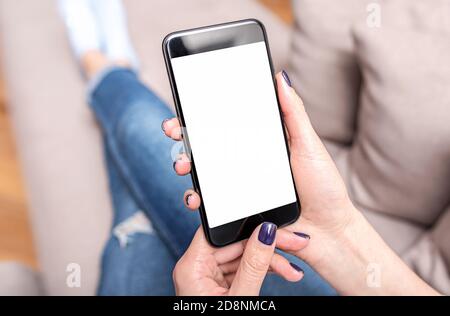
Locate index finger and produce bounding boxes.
[162,117,183,141]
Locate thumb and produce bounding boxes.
[229,222,277,296]
[276,71,329,161]
[275,71,349,209]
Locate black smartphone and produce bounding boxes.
[163,19,300,247]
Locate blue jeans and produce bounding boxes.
[89,67,337,296]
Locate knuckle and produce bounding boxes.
[242,250,270,279]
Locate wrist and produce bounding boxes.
[299,206,384,295]
[300,206,438,295]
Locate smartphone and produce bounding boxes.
[163,19,300,247]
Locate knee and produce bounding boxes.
[114,97,172,145]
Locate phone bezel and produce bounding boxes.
[162,19,301,247]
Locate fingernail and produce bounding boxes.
[258,222,277,245]
[173,155,183,171]
[294,232,310,240]
[289,262,304,273]
[185,193,193,206]
[282,70,292,87]
[161,119,169,132]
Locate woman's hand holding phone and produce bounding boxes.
[164,70,358,295]
[173,222,308,296]
[164,71,438,295]
[164,71,358,271]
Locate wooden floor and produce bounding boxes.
[0,0,291,272]
[0,72,37,269]
[259,0,293,24]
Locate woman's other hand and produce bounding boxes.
[173,223,308,296]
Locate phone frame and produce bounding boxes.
[163,19,300,247]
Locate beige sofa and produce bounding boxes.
[1,0,449,295]
[288,0,450,294]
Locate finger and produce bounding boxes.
[174,226,216,290]
[275,228,310,252]
[173,153,191,175]
[276,71,351,213]
[183,226,215,255]
[184,190,201,210]
[229,222,277,296]
[214,240,246,265]
[215,229,309,268]
[220,258,241,275]
[269,253,304,282]
[224,273,236,286]
[162,117,183,141]
[284,124,291,148]
[214,228,309,266]
[220,252,304,283]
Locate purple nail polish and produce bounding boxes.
[294,232,310,240]
[258,222,277,245]
[290,262,304,273]
[282,70,292,87]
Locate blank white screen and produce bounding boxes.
[171,41,296,228]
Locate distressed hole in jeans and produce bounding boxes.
[113,211,154,248]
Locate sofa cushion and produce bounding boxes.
[403,232,450,295]
[402,203,450,295]
[351,7,450,226]
[432,205,450,272]
[0,262,43,295]
[382,0,450,32]
[350,1,450,291]
[289,0,450,291]
[288,0,372,145]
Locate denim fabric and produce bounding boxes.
[89,68,199,259]
[89,67,336,296]
[97,144,176,295]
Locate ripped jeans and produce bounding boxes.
[89,67,337,296]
